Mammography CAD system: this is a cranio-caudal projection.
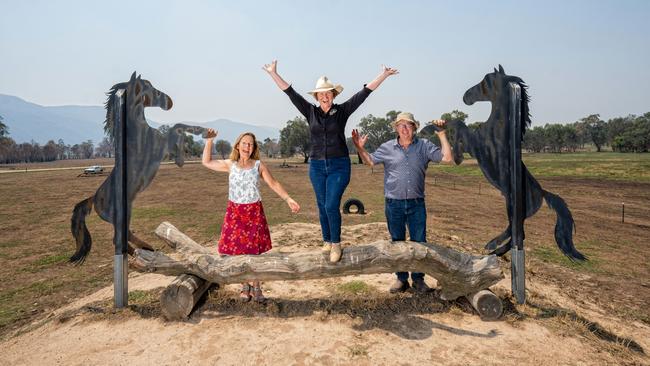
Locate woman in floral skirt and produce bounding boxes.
[202,128,300,302]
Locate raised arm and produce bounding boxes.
[259,162,300,213]
[201,128,231,172]
[431,119,453,164]
[351,129,375,167]
[365,65,399,91]
[263,60,312,118]
[262,60,290,91]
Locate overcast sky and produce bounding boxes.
[1,0,648,131]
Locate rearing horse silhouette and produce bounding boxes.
[70,72,207,264]
[424,65,585,261]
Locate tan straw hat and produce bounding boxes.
[391,112,420,130]
[307,76,344,99]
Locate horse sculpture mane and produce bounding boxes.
[424,65,585,261]
[103,80,133,139]
[508,73,530,132]
[70,72,206,264]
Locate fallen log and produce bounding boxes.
[133,222,504,301]
[154,225,216,320]
[160,274,214,320]
[465,289,503,320]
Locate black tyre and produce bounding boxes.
[343,198,365,215]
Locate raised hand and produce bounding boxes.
[382,65,399,76]
[420,120,447,135]
[367,65,399,91]
[262,60,278,74]
[431,119,446,127]
[205,128,218,139]
[262,60,290,90]
[430,119,447,133]
[351,129,368,149]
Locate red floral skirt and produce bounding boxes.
[218,200,272,255]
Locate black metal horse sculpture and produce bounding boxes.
[70,72,207,264]
[422,66,585,261]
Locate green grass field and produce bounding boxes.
[432,152,650,182]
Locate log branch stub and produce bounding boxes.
[154,222,211,255]
[160,274,214,320]
[133,222,504,301]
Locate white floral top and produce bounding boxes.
[228,160,262,204]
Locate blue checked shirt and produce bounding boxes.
[370,137,442,199]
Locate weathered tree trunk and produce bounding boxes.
[465,289,503,320]
[160,274,215,320]
[133,222,504,301]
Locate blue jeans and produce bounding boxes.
[309,157,351,243]
[385,197,426,282]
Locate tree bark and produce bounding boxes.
[465,289,503,321]
[160,274,214,320]
[133,222,504,301]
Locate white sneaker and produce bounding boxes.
[322,242,332,252]
[330,244,342,263]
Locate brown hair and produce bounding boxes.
[313,89,338,101]
[393,121,418,133]
[229,132,260,161]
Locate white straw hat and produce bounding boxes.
[391,112,420,130]
[307,76,344,99]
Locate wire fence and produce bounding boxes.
[419,173,650,228]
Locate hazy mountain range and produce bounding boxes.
[0,94,280,145]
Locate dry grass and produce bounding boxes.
[514,292,646,359]
[1,154,650,350]
[346,344,369,358]
[334,280,378,297]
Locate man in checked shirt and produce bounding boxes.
[352,112,453,293]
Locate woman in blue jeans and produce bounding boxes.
[263,60,398,262]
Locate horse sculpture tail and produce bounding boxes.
[543,190,586,261]
[70,196,95,264]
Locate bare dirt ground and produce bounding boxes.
[2,222,650,365]
[1,160,649,365]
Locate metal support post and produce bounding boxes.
[113,89,128,308]
[509,82,525,304]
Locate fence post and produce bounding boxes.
[621,202,625,223]
[509,82,525,304]
[113,89,128,308]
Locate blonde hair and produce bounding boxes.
[229,132,260,161]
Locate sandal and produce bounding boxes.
[239,284,252,302]
[252,286,266,303]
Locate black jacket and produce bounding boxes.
[284,85,372,160]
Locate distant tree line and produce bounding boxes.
[0,137,112,165]
[0,114,115,163]
[275,111,650,162]
[2,109,648,165]
[523,113,650,153]
[0,121,214,164]
[0,116,281,164]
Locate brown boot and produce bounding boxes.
[412,278,433,293]
[329,244,342,263]
[389,279,410,294]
